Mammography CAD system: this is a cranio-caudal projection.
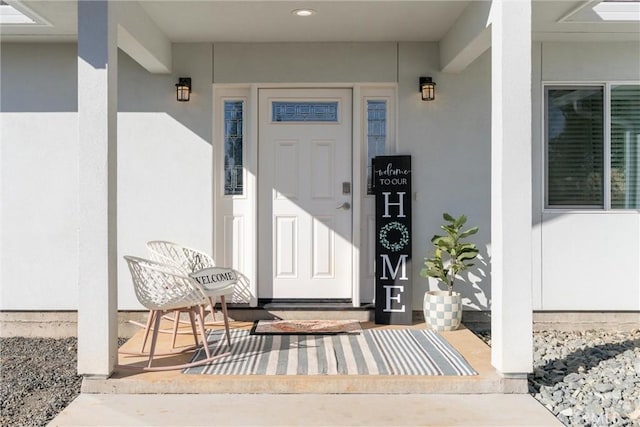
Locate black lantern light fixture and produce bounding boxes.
[419,76,436,101]
[176,77,192,102]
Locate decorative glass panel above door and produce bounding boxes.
[224,100,244,195]
[272,102,338,122]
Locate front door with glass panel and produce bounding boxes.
[258,89,353,299]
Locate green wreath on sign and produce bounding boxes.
[379,221,410,252]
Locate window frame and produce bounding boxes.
[543,81,640,212]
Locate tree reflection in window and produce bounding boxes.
[546,87,604,207]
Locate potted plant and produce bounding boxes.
[420,213,479,331]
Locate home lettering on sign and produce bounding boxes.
[373,155,412,325]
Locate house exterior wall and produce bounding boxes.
[116,43,213,309]
[532,42,640,310]
[1,43,79,310]
[1,40,638,312]
[1,42,214,310]
[397,43,492,311]
[213,43,398,83]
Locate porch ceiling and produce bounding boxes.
[1,0,638,43]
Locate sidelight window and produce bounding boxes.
[224,100,244,196]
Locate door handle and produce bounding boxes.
[336,202,351,210]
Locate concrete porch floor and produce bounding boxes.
[82,320,522,394]
[53,320,562,426]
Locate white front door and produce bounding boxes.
[258,88,353,300]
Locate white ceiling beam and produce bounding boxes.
[439,1,492,74]
[114,1,171,74]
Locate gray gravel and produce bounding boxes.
[1,337,127,427]
[2,331,639,426]
[1,337,82,427]
[530,330,640,426]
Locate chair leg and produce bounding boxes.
[220,295,232,349]
[171,311,180,349]
[187,309,199,346]
[208,296,217,322]
[195,307,212,360]
[147,310,162,369]
[140,310,154,353]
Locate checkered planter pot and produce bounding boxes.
[423,291,463,331]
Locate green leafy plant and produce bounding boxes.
[419,213,479,296]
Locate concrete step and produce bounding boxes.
[48,393,562,426]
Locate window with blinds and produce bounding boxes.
[611,85,640,209]
[546,87,604,208]
[545,84,640,210]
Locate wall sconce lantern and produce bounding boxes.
[176,77,192,102]
[419,76,436,101]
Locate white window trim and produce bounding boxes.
[359,86,397,304]
[542,80,640,214]
[213,86,257,305]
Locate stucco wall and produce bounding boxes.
[1,43,214,310]
[213,43,398,83]
[117,43,213,309]
[532,42,640,310]
[1,43,79,309]
[397,43,492,311]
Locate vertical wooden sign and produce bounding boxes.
[374,155,412,325]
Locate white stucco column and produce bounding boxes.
[77,0,118,377]
[490,0,533,379]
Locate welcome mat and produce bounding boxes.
[184,329,477,376]
[250,319,362,335]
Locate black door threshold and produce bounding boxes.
[259,299,374,311]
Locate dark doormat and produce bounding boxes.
[249,319,362,335]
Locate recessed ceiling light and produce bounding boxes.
[292,9,316,17]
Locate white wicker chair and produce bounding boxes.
[146,240,215,273]
[146,240,233,319]
[119,256,228,371]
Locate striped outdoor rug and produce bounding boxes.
[184,329,477,376]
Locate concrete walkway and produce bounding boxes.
[48,393,562,426]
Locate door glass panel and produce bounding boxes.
[224,100,244,196]
[272,102,338,122]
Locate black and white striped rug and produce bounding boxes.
[184,329,477,376]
